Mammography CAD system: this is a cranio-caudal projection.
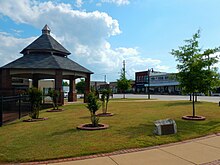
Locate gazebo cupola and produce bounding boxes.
[0,25,93,104]
[42,24,51,35]
[20,24,71,57]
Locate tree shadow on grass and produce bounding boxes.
[79,116,90,119]
[166,101,202,107]
[175,119,220,135]
[115,120,220,147]
[50,128,78,136]
[194,120,220,132]
[116,123,155,138]
[115,123,185,147]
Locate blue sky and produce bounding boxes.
[0,0,220,82]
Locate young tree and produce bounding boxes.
[48,89,60,110]
[171,30,220,118]
[100,89,111,114]
[86,92,101,127]
[117,72,131,99]
[100,91,106,113]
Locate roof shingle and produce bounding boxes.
[2,54,93,74]
[20,26,70,56]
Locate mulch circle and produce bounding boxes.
[46,109,64,112]
[96,113,114,117]
[77,123,109,130]
[23,117,48,122]
[182,115,206,121]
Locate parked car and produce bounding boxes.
[64,92,68,98]
[211,93,220,96]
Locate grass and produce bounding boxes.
[1,100,220,163]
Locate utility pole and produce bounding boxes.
[122,60,126,78]
[208,54,211,96]
[104,75,107,83]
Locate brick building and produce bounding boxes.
[135,70,180,94]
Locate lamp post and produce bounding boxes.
[147,68,153,99]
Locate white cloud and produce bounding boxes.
[75,0,83,8]
[0,0,169,81]
[115,47,139,56]
[101,0,130,6]
[0,33,36,65]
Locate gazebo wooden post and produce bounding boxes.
[84,74,91,103]
[0,69,13,96]
[55,70,64,105]
[32,74,39,88]
[68,76,77,102]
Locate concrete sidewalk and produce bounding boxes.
[50,134,220,165]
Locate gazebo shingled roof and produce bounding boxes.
[2,53,93,74]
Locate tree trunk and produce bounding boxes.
[192,92,195,117]
[123,93,125,99]
[105,102,108,113]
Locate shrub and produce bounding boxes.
[28,87,42,119]
[100,89,111,114]
[86,92,101,127]
[48,89,60,110]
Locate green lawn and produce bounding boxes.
[1,100,220,163]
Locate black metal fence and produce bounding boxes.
[0,95,31,126]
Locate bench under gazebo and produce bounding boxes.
[0,25,93,104]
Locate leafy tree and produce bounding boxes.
[62,81,69,86]
[86,92,101,127]
[171,30,220,117]
[48,89,60,110]
[76,79,86,94]
[117,72,131,99]
[28,87,42,119]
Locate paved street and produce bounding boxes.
[112,94,220,103]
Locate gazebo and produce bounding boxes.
[0,25,93,104]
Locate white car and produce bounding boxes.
[211,93,220,96]
[64,92,68,98]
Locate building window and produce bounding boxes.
[144,76,147,82]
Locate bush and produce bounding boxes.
[28,87,42,119]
